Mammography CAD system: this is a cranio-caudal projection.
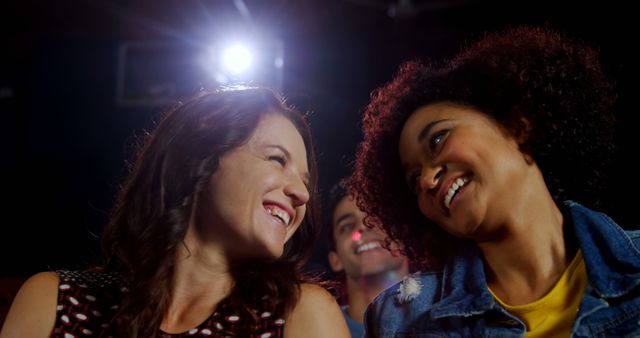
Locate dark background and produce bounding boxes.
[2,0,638,279]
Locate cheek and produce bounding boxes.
[284,205,307,243]
[418,195,439,222]
[285,208,306,242]
[284,223,300,243]
[295,206,307,226]
[337,239,352,256]
[440,138,472,162]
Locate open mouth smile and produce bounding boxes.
[264,204,292,225]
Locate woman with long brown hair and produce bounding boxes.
[1,87,349,337]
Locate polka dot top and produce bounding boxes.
[53,270,286,338]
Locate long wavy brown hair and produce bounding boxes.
[349,26,617,269]
[100,87,319,337]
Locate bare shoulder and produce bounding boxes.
[284,283,350,338]
[299,283,336,304]
[0,272,59,338]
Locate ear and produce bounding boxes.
[515,116,532,145]
[513,116,535,164]
[328,251,344,272]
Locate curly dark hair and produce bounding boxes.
[349,26,617,269]
[100,87,319,337]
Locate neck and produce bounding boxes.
[344,266,408,323]
[161,227,235,333]
[479,178,569,305]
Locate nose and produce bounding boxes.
[351,215,374,241]
[419,164,446,192]
[285,175,310,207]
[351,229,363,242]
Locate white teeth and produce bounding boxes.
[444,177,468,209]
[266,206,290,225]
[356,241,382,254]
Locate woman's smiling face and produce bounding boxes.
[398,101,531,240]
[195,113,310,259]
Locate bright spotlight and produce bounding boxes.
[221,44,253,75]
[200,38,283,90]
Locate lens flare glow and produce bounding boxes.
[351,230,362,242]
[221,44,253,75]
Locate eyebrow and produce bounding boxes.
[335,212,355,227]
[266,144,311,185]
[417,119,452,143]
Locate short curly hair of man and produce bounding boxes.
[348,26,617,268]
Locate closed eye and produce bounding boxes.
[338,222,355,235]
[268,155,286,166]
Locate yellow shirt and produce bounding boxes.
[489,251,587,338]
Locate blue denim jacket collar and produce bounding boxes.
[567,200,640,297]
[430,243,496,319]
[429,200,640,320]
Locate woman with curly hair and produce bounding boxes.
[1,87,350,338]
[349,26,640,337]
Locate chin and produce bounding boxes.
[360,265,392,277]
[260,245,285,259]
[240,244,283,260]
[268,250,284,259]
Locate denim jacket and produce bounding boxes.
[364,201,640,337]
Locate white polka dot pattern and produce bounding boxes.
[52,270,286,337]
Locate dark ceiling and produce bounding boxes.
[2,0,637,275]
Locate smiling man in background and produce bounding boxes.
[327,181,409,338]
